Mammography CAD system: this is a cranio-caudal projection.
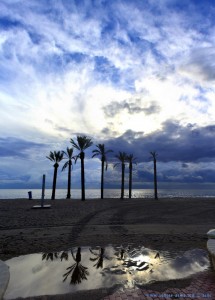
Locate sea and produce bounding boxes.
[1,188,215,199]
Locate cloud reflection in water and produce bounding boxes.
[4,245,210,299]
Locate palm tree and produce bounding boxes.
[92,144,113,199]
[150,151,158,199]
[126,154,137,199]
[62,147,75,199]
[114,151,127,199]
[70,136,93,201]
[46,151,63,200]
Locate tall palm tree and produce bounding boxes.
[62,147,75,199]
[114,151,127,199]
[150,151,158,199]
[70,136,93,201]
[46,151,63,200]
[92,144,113,199]
[127,154,137,199]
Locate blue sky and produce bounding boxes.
[1,0,215,190]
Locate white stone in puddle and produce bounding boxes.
[4,246,210,299]
[207,229,215,239]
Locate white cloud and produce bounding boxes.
[1,0,215,187]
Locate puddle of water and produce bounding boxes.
[4,245,210,299]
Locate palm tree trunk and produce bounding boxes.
[67,160,71,199]
[121,163,125,199]
[129,162,132,198]
[80,152,85,201]
[101,159,104,199]
[51,165,58,200]
[154,159,158,199]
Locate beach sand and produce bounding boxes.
[0,197,214,299]
[0,197,214,260]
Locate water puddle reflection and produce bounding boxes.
[4,245,210,299]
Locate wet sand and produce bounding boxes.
[0,197,214,261]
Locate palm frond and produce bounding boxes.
[70,138,81,151]
[92,144,113,164]
[46,156,53,161]
[62,161,69,172]
[74,154,80,164]
[92,149,100,158]
[77,135,93,150]
[62,147,75,170]
[46,151,55,161]
[54,151,64,163]
[89,248,98,255]
[90,257,98,262]
[127,154,137,163]
[62,147,73,158]
[66,147,74,158]
[71,136,93,152]
[113,162,120,168]
[47,151,63,163]
[115,151,127,162]
[150,151,158,160]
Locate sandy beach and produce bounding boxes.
[0,197,214,262]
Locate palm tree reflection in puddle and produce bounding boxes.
[60,251,69,261]
[63,247,89,284]
[89,247,109,269]
[42,252,58,261]
[39,245,209,291]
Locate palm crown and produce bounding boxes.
[46,150,63,200]
[62,147,75,171]
[114,151,127,199]
[114,151,127,167]
[92,144,113,169]
[150,151,158,160]
[126,154,137,167]
[46,151,64,166]
[70,136,93,153]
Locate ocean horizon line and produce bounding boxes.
[1,188,215,199]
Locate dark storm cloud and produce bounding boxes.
[0,137,45,158]
[103,99,160,118]
[182,163,189,168]
[103,120,215,163]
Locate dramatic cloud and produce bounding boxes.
[1,0,215,188]
[180,47,215,82]
[103,98,161,117]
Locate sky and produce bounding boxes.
[1,0,215,190]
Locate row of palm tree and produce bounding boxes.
[46,135,158,201]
